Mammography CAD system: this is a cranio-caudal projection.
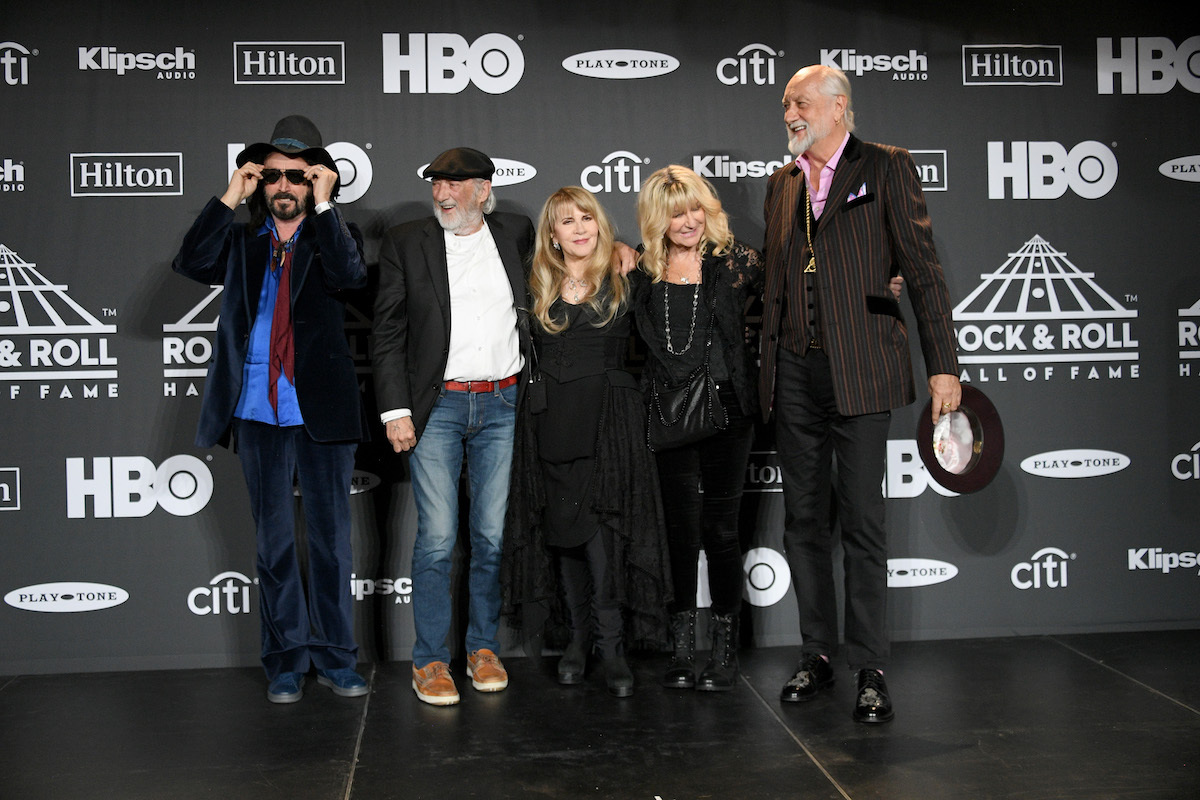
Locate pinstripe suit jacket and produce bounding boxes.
[758,135,959,419]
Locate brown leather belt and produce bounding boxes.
[444,374,519,393]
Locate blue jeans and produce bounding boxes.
[408,383,517,667]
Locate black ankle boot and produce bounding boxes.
[663,610,697,689]
[604,655,634,697]
[557,636,589,685]
[697,612,738,692]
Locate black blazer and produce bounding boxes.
[371,212,535,440]
[171,197,369,448]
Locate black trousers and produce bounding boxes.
[773,348,891,671]
[655,386,755,617]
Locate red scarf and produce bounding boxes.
[268,230,296,414]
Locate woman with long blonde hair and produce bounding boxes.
[503,186,670,698]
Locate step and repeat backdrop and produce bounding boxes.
[2,1,1197,674]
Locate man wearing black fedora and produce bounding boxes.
[172,115,370,704]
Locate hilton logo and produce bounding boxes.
[234,41,345,85]
[71,152,183,197]
[962,45,1062,86]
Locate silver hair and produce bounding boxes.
[476,178,497,214]
[817,65,856,132]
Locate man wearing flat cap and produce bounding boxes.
[172,115,370,704]
[372,147,532,705]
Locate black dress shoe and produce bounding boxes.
[557,637,589,685]
[853,669,894,723]
[780,654,834,702]
[604,656,634,698]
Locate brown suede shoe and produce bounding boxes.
[412,662,460,706]
[466,649,509,692]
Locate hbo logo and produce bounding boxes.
[382,33,524,94]
[66,455,213,518]
[987,140,1118,199]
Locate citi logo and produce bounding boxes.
[1,157,24,191]
[820,48,927,80]
[580,151,648,194]
[1159,155,1200,183]
[1011,547,1074,590]
[188,571,256,615]
[1,41,33,86]
[563,49,678,80]
[0,467,19,511]
[887,558,958,588]
[234,41,345,84]
[5,582,129,613]
[417,157,536,188]
[1128,548,1199,575]
[66,455,213,519]
[78,46,195,79]
[962,45,1062,86]
[716,43,781,86]
[1172,441,1200,480]
[988,141,1117,200]
[228,140,372,202]
[910,150,948,192]
[1097,36,1200,94]
[952,234,1139,383]
[71,153,183,197]
[351,573,413,603]
[692,154,790,183]
[1020,449,1130,479]
[383,33,524,94]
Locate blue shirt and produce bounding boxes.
[233,217,305,427]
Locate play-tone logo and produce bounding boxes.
[5,582,129,612]
[383,33,524,94]
[71,152,184,197]
[1011,547,1074,590]
[962,44,1062,86]
[188,571,256,615]
[0,467,19,511]
[580,151,649,194]
[1160,155,1200,182]
[563,49,678,80]
[234,41,344,84]
[887,558,958,588]
[820,48,927,80]
[66,455,213,519]
[716,43,781,86]
[227,140,373,203]
[1097,36,1200,94]
[416,156,536,187]
[1020,449,1130,478]
[953,235,1138,384]
[988,141,1117,200]
[1,41,33,86]
[0,244,119,396]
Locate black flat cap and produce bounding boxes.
[422,147,495,180]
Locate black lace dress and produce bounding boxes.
[502,297,672,650]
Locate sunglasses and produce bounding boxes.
[260,168,310,185]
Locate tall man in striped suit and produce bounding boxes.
[759,65,962,723]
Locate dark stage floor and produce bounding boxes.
[2,630,1197,799]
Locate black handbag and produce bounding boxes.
[646,287,728,452]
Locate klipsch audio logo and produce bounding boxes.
[5,582,129,612]
[71,153,183,197]
[188,571,257,615]
[887,558,958,588]
[1,41,33,86]
[1098,36,1200,94]
[820,48,927,80]
[910,150,948,191]
[234,41,345,84]
[351,573,413,603]
[65,455,213,519]
[1128,548,1199,575]
[78,45,195,80]
[581,151,649,194]
[692,154,790,184]
[563,49,678,80]
[0,244,119,400]
[1181,298,1200,377]
[988,141,1117,199]
[0,467,19,511]
[1,157,23,192]
[953,235,1139,384]
[1020,449,1130,478]
[716,43,781,85]
[962,45,1062,86]
[383,33,524,94]
[417,156,536,187]
[1011,547,1074,590]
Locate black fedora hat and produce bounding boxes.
[916,385,1005,494]
[236,115,340,193]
